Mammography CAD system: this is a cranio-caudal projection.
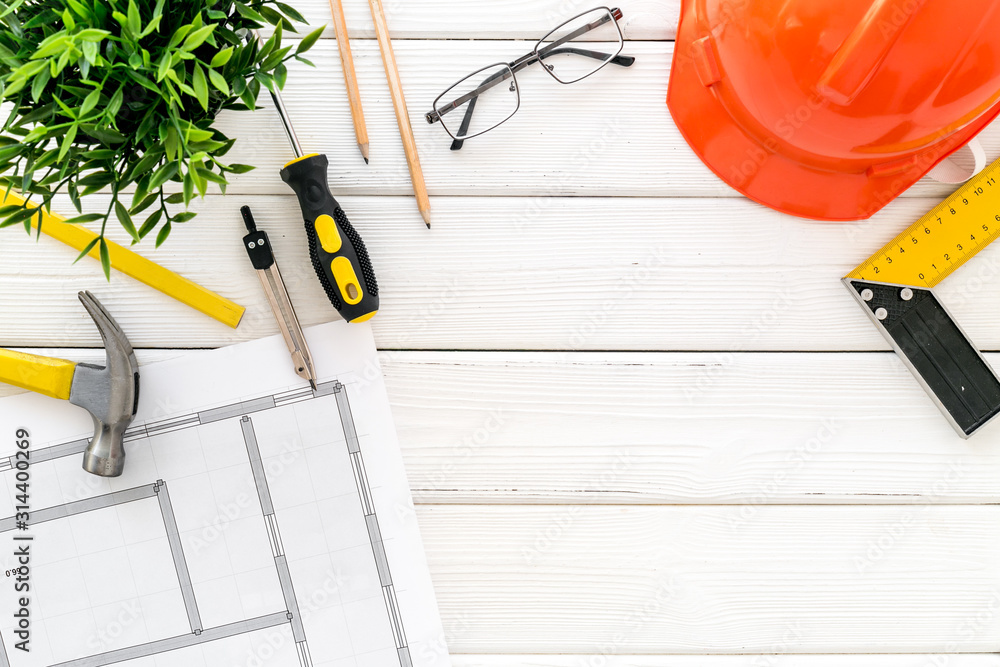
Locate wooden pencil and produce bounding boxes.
[327,0,370,163]
[367,0,432,228]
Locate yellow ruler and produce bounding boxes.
[844,155,1000,439]
[846,157,1000,287]
[3,192,245,329]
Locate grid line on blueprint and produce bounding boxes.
[0,381,413,667]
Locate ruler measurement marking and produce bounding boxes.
[847,161,1000,288]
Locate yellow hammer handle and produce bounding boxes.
[3,192,246,329]
[0,348,76,400]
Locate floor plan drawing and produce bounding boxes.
[0,324,448,667]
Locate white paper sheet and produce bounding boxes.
[0,322,449,667]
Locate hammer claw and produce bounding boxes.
[78,290,134,362]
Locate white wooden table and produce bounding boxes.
[4,2,1000,664]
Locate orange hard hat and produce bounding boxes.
[667,0,1000,220]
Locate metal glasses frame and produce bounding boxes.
[425,7,634,150]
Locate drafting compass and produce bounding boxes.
[241,205,318,389]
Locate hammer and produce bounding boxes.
[0,291,139,477]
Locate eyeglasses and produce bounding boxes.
[425,7,634,150]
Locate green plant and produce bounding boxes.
[0,0,322,276]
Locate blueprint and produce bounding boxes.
[0,323,449,667]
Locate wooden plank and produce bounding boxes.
[416,505,1000,654]
[279,0,681,40]
[6,194,1000,351]
[383,351,1000,504]
[208,40,1000,200]
[7,350,998,505]
[452,657,1000,667]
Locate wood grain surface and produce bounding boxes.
[2,2,998,661]
[418,505,1000,653]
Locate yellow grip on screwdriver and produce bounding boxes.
[0,349,77,400]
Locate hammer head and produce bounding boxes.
[68,292,139,477]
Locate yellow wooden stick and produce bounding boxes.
[3,192,246,329]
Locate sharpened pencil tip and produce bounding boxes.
[420,208,432,229]
[309,380,318,391]
[359,142,370,164]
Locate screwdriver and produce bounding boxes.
[254,33,380,324]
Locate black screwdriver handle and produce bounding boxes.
[280,154,379,323]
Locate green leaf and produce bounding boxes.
[66,0,91,21]
[131,191,158,215]
[126,0,140,36]
[77,171,114,188]
[156,53,170,81]
[234,2,267,24]
[148,161,178,190]
[3,76,28,97]
[182,169,193,204]
[61,9,75,30]
[58,123,77,161]
[167,24,193,49]
[75,28,108,42]
[70,214,108,228]
[191,62,208,110]
[192,167,207,197]
[166,69,196,96]
[11,58,46,79]
[106,86,123,117]
[82,148,116,160]
[164,125,178,161]
[30,35,68,60]
[29,64,50,102]
[99,237,110,280]
[155,220,171,247]
[227,163,254,174]
[81,40,98,65]
[79,124,126,144]
[209,46,232,67]
[79,88,99,116]
[273,62,286,89]
[276,2,306,23]
[207,68,229,95]
[137,208,161,239]
[139,13,162,38]
[181,25,215,52]
[115,199,139,242]
[173,211,196,223]
[72,235,100,263]
[165,192,184,204]
[296,26,323,55]
[254,71,274,93]
[257,5,285,28]
[197,166,227,185]
[130,150,162,180]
